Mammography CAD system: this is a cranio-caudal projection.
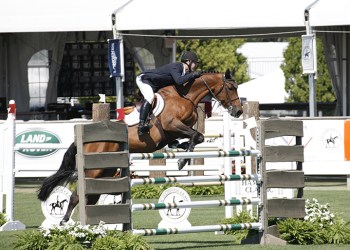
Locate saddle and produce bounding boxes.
[116,93,164,126]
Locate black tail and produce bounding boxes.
[37,142,77,201]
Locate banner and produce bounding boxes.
[108,39,122,77]
[301,35,315,74]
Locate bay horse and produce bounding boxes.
[37,71,243,225]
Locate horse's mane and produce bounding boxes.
[168,71,223,97]
[158,69,235,98]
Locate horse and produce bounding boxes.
[37,71,243,225]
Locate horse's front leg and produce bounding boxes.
[177,130,204,170]
[60,190,79,225]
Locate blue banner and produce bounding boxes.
[108,39,121,77]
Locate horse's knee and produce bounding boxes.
[178,141,189,150]
[194,133,204,144]
[167,140,180,148]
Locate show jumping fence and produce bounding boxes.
[0,101,305,245]
[75,107,306,245]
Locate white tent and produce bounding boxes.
[1,0,349,32]
[238,69,288,104]
[0,0,350,115]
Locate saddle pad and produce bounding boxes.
[124,93,164,126]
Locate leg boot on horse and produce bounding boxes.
[138,100,152,136]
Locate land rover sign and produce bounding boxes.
[15,130,61,157]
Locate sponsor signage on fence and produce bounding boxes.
[1,118,349,178]
[15,129,61,157]
[0,120,90,177]
[41,186,74,228]
[158,187,191,229]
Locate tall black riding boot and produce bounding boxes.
[138,101,152,136]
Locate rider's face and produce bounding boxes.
[190,61,198,71]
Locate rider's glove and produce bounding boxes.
[193,71,202,78]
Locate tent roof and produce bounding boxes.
[238,69,288,104]
[1,0,350,33]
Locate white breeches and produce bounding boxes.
[136,74,155,104]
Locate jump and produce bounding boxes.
[37,71,243,225]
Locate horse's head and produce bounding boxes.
[200,72,243,118]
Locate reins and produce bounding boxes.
[174,73,239,111]
[200,74,240,106]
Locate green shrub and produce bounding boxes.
[277,198,350,245]
[92,230,151,250]
[131,184,224,199]
[92,235,126,250]
[13,222,152,250]
[131,185,161,199]
[188,185,223,195]
[322,219,350,244]
[277,218,325,245]
[14,230,49,250]
[47,236,86,250]
[220,210,258,244]
[117,231,153,250]
[0,212,6,226]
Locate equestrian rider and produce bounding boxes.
[136,51,202,136]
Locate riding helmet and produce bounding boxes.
[181,51,199,63]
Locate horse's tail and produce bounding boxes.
[37,142,77,201]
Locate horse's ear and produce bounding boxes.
[225,69,231,79]
[225,68,236,80]
[231,68,236,78]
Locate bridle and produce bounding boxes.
[174,73,240,113]
[200,74,240,110]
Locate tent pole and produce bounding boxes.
[304,0,319,117]
[111,13,124,110]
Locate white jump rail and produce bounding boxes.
[132,197,261,211]
[133,223,262,236]
[0,100,26,231]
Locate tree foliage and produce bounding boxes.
[281,37,336,102]
[177,39,250,84]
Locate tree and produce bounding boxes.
[281,37,335,102]
[177,39,250,84]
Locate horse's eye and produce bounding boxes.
[227,81,237,90]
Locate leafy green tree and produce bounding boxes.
[281,37,335,102]
[177,39,249,84]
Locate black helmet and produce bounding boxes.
[181,51,199,63]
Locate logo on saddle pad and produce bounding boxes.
[121,93,165,126]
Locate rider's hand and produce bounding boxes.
[193,71,202,78]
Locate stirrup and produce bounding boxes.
[138,123,152,136]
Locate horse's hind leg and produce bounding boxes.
[60,193,101,225]
[61,191,79,225]
[178,131,204,170]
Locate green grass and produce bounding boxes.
[0,184,349,250]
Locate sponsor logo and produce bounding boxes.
[15,129,61,157]
[41,186,72,222]
[322,128,341,149]
[98,194,121,205]
[158,187,191,224]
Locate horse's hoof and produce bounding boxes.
[168,140,180,149]
[177,142,189,150]
[60,220,67,226]
[177,159,188,170]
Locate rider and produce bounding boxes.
[136,51,202,136]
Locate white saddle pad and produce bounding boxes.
[124,93,164,126]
